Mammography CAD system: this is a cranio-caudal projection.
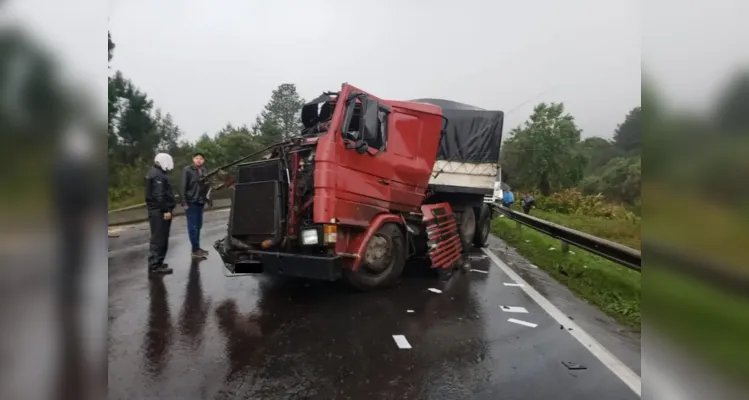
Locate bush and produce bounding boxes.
[522,188,636,220]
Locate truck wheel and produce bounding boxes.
[473,204,492,248]
[457,210,476,251]
[343,223,406,291]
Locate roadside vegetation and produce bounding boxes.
[491,191,642,330]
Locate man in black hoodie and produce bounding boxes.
[145,153,177,275]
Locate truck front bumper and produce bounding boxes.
[214,238,342,281]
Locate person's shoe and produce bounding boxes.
[149,265,173,275]
[191,251,207,260]
[198,248,209,256]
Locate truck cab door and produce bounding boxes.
[333,88,396,225]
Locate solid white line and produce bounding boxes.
[392,335,412,349]
[482,247,642,397]
[500,306,528,313]
[503,283,525,287]
[508,318,538,328]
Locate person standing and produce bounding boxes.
[181,152,210,259]
[502,185,515,208]
[521,194,536,214]
[146,153,176,275]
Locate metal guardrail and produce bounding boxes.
[491,204,642,272]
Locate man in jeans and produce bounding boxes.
[181,152,210,259]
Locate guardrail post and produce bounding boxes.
[516,221,522,231]
[561,241,569,253]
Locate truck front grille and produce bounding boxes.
[230,158,286,244]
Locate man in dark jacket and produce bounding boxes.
[521,194,536,214]
[181,152,210,259]
[146,153,176,275]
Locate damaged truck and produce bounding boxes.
[212,83,503,290]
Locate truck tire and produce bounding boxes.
[473,204,492,248]
[456,210,476,251]
[343,223,406,291]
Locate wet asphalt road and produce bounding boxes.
[108,211,641,400]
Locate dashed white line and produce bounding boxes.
[482,247,642,397]
[508,318,538,328]
[392,335,412,349]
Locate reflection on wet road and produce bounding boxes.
[108,216,639,400]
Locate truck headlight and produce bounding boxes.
[301,229,319,245]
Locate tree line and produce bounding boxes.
[500,102,642,207]
[108,32,305,207]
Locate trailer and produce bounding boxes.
[214,83,503,290]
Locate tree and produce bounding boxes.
[581,156,641,204]
[613,106,641,155]
[501,102,585,195]
[577,137,621,173]
[108,31,115,63]
[253,83,305,141]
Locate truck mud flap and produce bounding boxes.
[421,203,464,270]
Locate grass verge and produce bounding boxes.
[525,208,641,250]
[491,215,641,330]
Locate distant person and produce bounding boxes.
[181,152,210,260]
[502,187,515,208]
[521,194,535,214]
[146,153,176,275]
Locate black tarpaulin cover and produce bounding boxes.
[410,98,504,163]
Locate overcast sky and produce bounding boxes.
[107,0,640,141]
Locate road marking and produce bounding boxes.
[508,318,538,328]
[482,247,642,397]
[500,306,528,313]
[392,335,412,349]
[503,282,525,287]
[428,288,442,294]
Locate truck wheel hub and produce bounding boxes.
[363,235,392,273]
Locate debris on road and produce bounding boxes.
[470,269,489,274]
[428,288,442,294]
[406,309,415,313]
[561,361,587,370]
[508,318,538,328]
[529,264,539,269]
[569,250,576,255]
[468,254,487,260]
[392,335,412,349]
[500,306,528,313]
[503,283,524,287]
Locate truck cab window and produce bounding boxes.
[343,103,362,140]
